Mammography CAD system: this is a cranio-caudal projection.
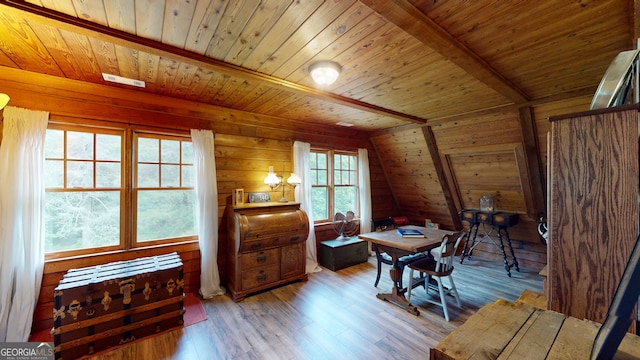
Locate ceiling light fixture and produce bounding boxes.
[336,121,354,127]
[309,60,342,86]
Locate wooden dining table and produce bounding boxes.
[359,225,455,315]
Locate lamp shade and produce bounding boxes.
[287,173,301,185]
[0,93,9,110]
[309,61,341,86]
[264,173,280,186]
[264,166,280,186]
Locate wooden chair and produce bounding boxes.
[371,217,426,288]
[406,231,465,321]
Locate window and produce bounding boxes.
[310,149,358,222]
[44,124,196,258]
[134,134,196,245]
[44,125,124,255]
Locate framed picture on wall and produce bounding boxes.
[232,189,244,206]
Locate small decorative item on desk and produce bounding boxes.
[425,219,440,229]
[248,192,271,203]
[480,193,495,213]
[397,228,425,238]
[232,188,244,206]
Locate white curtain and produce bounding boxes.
[190,129,225,298]
[358,148,372,252]
[293,141,321,273]
[0,106,49,341]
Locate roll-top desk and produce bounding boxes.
[226,202,309,302]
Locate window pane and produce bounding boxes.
[45,160,64,188]
[161,164,180,187]
[96,162,121,188]
[161,139,180,163]
[137,190,196,242]
[341,155,349,169]
[311,187,328,222]
[67,131,93,160]
[182,165,194,188]
[96,134,121,161]
[67,161,93,188]
[310,153,317,168]
[318,169,327,185]
[317,153,327,169]
[138,137,159,162]
[182,142,194,165]
[138,163,159,188]
[334,186,357,215]
[45,129,64,158]
[45,191,120,252]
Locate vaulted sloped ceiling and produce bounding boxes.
[0,0,634,131]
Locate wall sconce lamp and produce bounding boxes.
[309,60,342,86]
[264,166,302,203]
[0,93,10,110]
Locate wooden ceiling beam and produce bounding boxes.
[0,0,428,125]
[361,0,530,104]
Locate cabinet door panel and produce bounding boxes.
[281,242,305,279]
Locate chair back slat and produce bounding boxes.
[371,217,395,231]
[433,231,465,273]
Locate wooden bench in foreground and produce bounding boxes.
[431,296,640,359]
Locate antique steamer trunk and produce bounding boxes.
[52,252,184,359]
[227,202,309,302]
[319,236,368,271]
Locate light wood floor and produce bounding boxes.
[88,255,544,360]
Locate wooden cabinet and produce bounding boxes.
[226,202,309,301]
[548,104,638,331]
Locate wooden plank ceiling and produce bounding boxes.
[0,0,634,131]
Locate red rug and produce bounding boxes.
[29,292,207,343]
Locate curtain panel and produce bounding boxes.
[358,148,372,234]
[0,106,49,341]
[293,141,321,273]
[190,129,225,298]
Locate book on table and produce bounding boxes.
[397,228,425,238]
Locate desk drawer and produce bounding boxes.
[459,210,479,223]
[491,213,519,227]
[239,248,279,270]
[240,231,303,252]
[241,264,280,290]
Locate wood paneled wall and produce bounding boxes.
[0,68,381,333]
[370,99,593,271]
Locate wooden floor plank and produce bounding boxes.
[86,256,543,360]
